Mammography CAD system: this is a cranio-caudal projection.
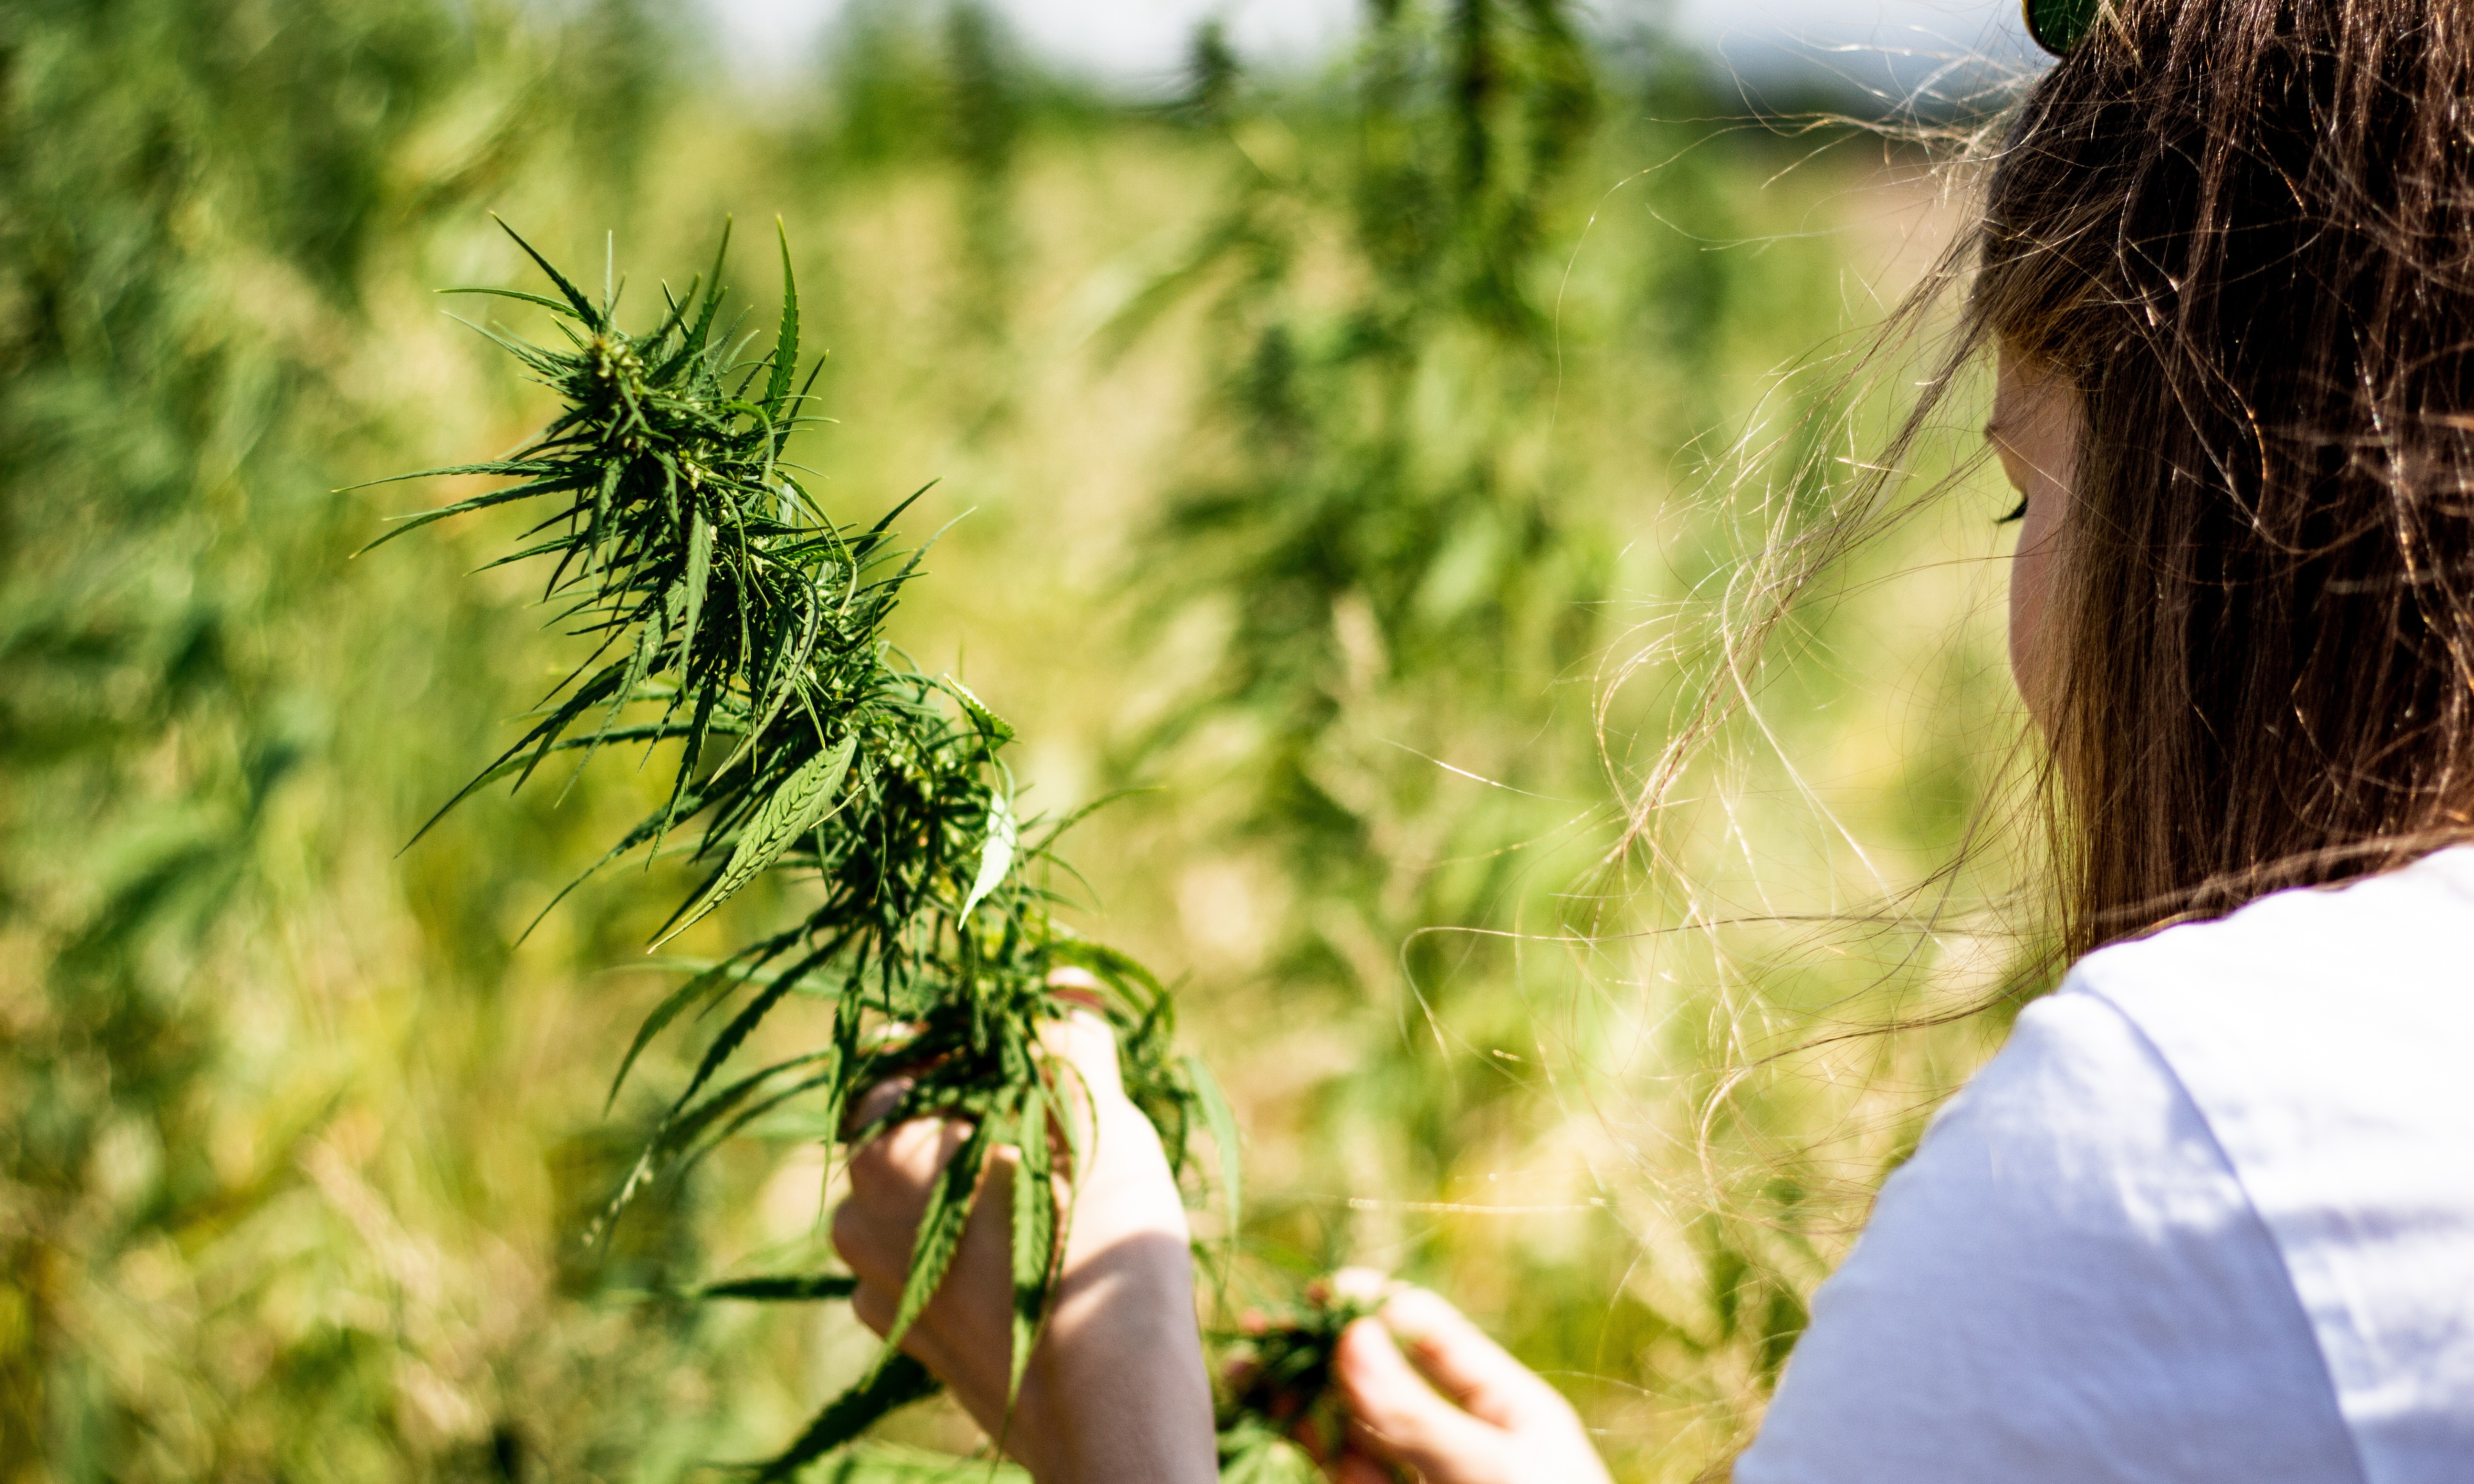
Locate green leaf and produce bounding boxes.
[572,600,665,786]
[1007,1082,1055,1408]
[1045,938,1169,1004]
[688,218,734,358]
[678,509,713,673]
[661,1046,836,1158]
[1185,1054,1242,1241]
[700,1273,859,1302]
[589,459,621,562]
[752,1353,942,1483]
[814,1443,1031,1482]
[655,736,856,946]
[766,219,800,417]
[671,1054,847,1174]
[651,677,719,853]
[1215,1428,1321,1484]
[495,217,599,325]
[711,586,821,782]
[946,677,1015,744]
[649,939,835,1139]
[879,1118,993,1358]
[605,955,749,1110]
[960,792,1016,919]
[352,473,590,554]
[435,285,575,315]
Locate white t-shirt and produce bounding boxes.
[1733,847,2474,1484]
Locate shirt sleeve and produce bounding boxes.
[1731,987,2363,1484]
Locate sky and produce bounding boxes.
[704,0,2040,95]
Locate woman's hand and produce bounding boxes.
[1321,1270,1613,1484]
[828,996,1218,1484]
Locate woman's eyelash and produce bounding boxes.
[1997,495,2028,525]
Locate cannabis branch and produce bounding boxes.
[367,222,1357,1477]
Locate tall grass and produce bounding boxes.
[0,4,2029,1479]
[0,3,738,1476]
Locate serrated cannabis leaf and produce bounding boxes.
[753,1353,942,1484]
[699,1273,860,1302]
[658,735,856,945]
[947,676,1016,744]
[1007,1081,1055,1406]
[879,1115,994,1360]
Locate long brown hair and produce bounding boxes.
[1616,0,2474,966]
[1966,0,2474,952]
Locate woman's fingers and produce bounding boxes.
[1329,1268,1571,1429]
[849,1277,968,1388]
[839,1142,1024,1435]
[1377,1286,1572,1432]
[833,1115,973,1287]
[817,979,1216,1484]
[849,1277,895,1336]
[1038,1003,1128,1104]
[1324,1273,1613,1484]
[1336,1316,1513,1479]
[832,999,1133,1298]
[1043,964,1106,1002]
[845,1111,967,1203]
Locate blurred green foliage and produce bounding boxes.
[1108,0,1622,1232]
[1097,21,2017,1474]
[0,2,2027,1480]
[0,2,727,1477]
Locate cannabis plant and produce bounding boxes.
[1116,0,1613,1257]
[1125,0,1608,970]
[371,222,1244,1473]
[1214,1289,1381,1483]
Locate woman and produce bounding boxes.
[826,1,2474,1478]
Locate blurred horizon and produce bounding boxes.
[709,0,2042,101]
